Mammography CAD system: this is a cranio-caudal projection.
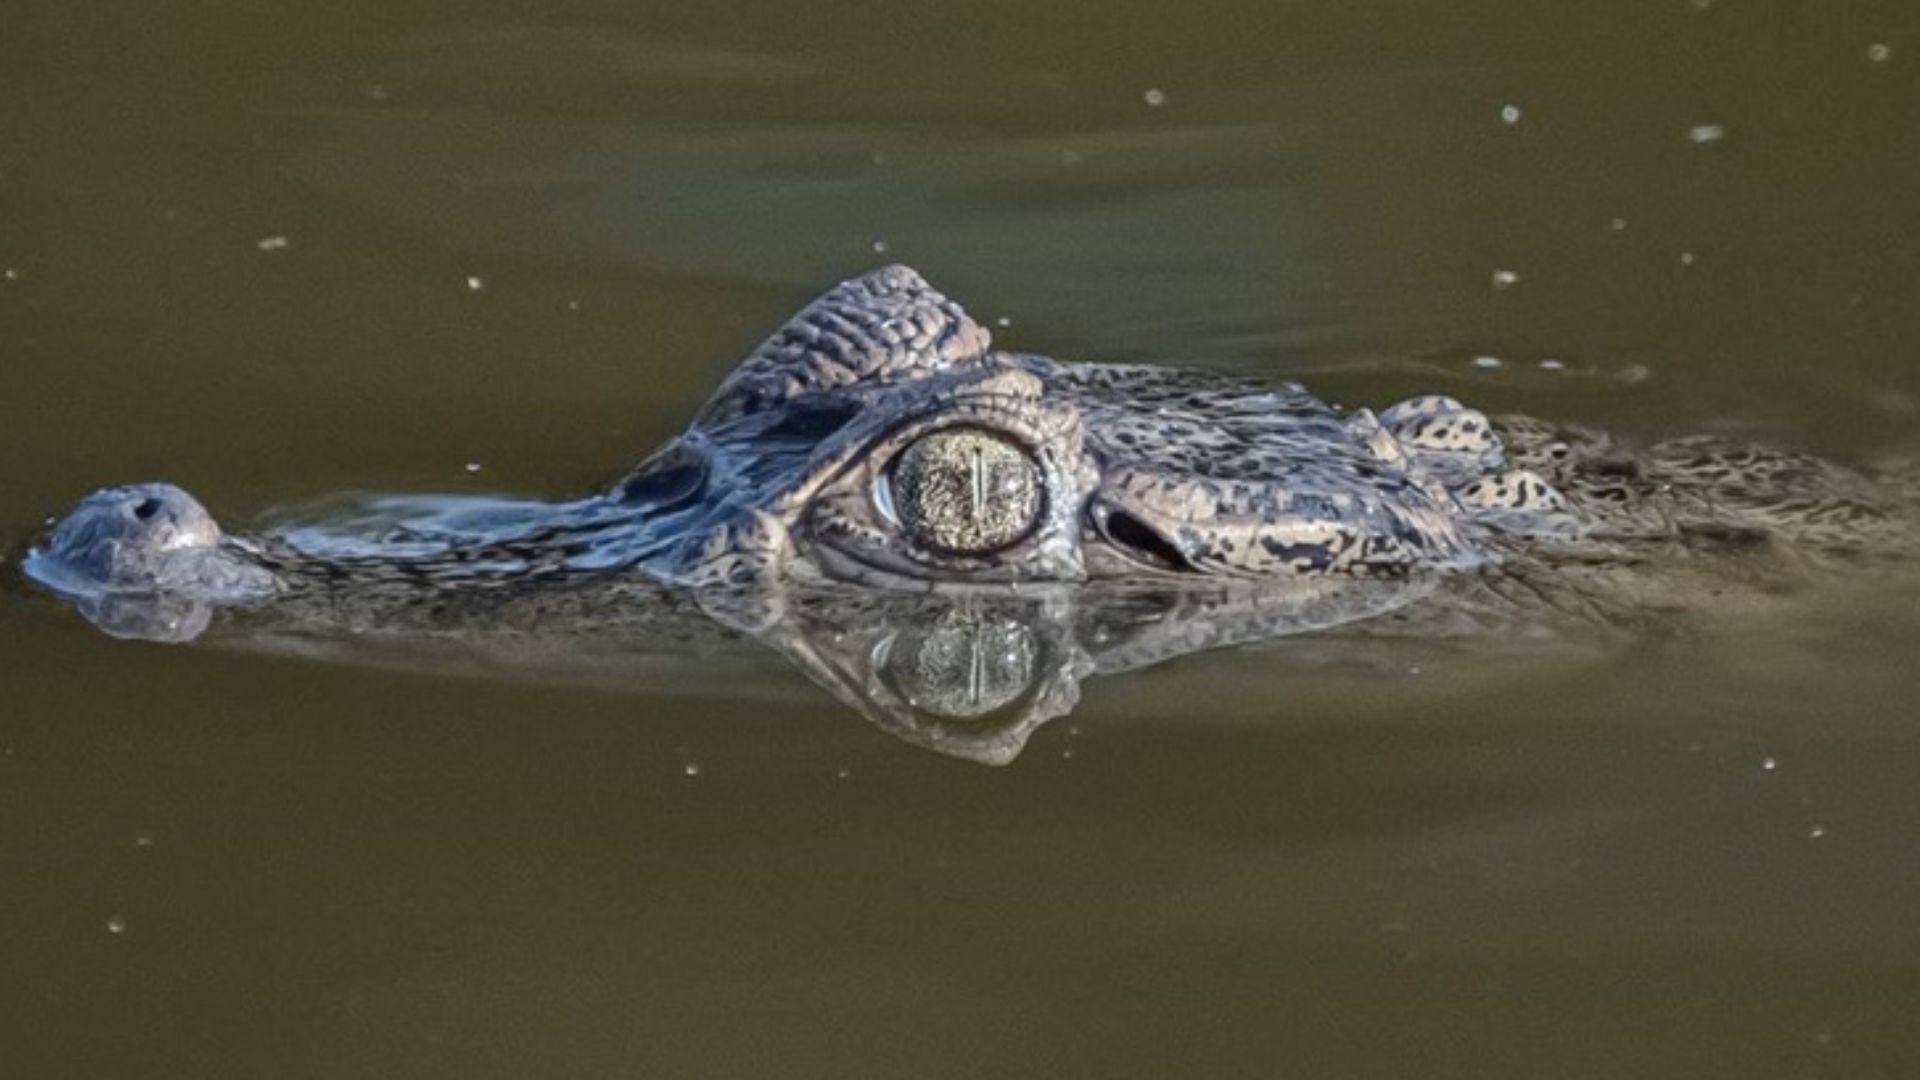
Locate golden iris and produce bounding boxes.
[888,429,1042,554]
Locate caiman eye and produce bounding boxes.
[883,427,1043,555]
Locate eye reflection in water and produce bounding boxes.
[876,609,1040,720]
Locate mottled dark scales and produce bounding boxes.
[1489,415,1911,554]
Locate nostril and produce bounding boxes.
[132,497,163,521]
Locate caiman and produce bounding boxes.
[20,266,1916,761]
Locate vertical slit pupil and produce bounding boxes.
[969,444,986,520]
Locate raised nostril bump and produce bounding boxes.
[132,497,163,521]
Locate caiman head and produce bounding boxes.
[622,265,1480,590]
[23,265,1491,644]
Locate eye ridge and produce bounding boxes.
[885,426,1046,557]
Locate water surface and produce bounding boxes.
[5,2,1920,1076]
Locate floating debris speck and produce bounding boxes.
[871,239,888,255]
[1539,358,1566,371]
[1491,269,1520,290]
[1868,43,1892,64]
[1807,825,1827,839]
[1609,217,1628,232]
[1143,88,1167,107]
[1499,104,1522,125]
[1761,756,1778,771]
[106,916,127,935]
[465,275,485,291]
[464,462,481,474]
[1472,355,1505,369]
[256,235,289,251]
[683,762,701,778]
[1688,124,1726,144]
[1680,251,1696,266]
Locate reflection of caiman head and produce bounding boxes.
[724,576,1432,765]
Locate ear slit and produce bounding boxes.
[1099,510,1196,572]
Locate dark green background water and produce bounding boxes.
[5,2,1920,1076]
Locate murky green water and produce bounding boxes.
[6,2,1920,1076]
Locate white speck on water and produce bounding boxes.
[106,917,127,935]
[996,316,1012,328]
[835,767,851,781]
[1408,666,1424,676]
[1761,756,1779,772]
[255,235,289,251]
[682,762,701,778]
[1143,88,1167,107]
[1807,824,1827,839]
[1539,358,1566,371]
[1688,124,1726,144]
[566,299,581,312]
[1679,251,1696,266]
[1867,43,1892,64]
[464,275,485,292]
[365,83,390,102]
[1061,748,1076,760]
[1491,269,1520,290]
[464,462,482,474]
[3,267,18,281]
[1499,104,1522,125]
[133,835,154,848]
[871,239,888,254]
[1688,0,1713,10]
[1609,217,1628,232]
[1472,355,1505,369]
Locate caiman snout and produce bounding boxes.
[31,483,223,594]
